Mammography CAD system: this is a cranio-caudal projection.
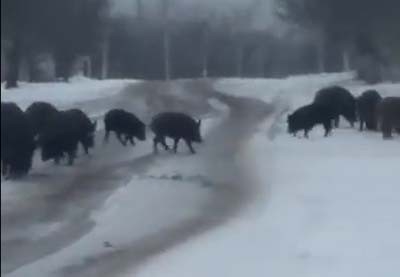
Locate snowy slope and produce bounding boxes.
[1,77,137,110]
[133,75,400,277]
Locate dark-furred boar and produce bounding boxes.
[314,86,357,128]
[287,103,335,138]
[39,109,97,165]
[104,109,146,146]
[377,97,400,139]
[150,112,202,154]
[357,90,382,131]
[25,101,59,136]
[1,102,35,179]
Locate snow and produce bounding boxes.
[133,74,400,277]
[2,73,400,277]
[7,174,212,277]
[1,78,137,110]
[135,131,400,277]
[3,92,224,277]
[1,78,136,198]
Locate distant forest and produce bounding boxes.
[2,0,400,88]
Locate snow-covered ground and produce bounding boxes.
[133,74,400,277]
[2,74,400,277]
[2,78,236,276]
[1,76,137,110]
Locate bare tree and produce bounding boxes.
[230,0,263,78]
[161,0,171,80]
[201,22,210,78]
[100,34,110,79]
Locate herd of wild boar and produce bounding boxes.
[287,86,400,139]
[1,101,203,180]
[1,85,399,180]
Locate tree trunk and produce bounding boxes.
[83,57,92,78]
[5,37,21,89]
[162,0,171,81]
[55,52,73,82]
[202,24,209,78]
[342,48,351,72]
[236,43,243,78]
[316,37,325,73]
[28,52,38,82]
[101,38,109,80]
[163,29,171,81]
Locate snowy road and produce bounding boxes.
[2,79,273,276]
[4,74,398,277]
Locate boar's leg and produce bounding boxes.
[334,116,340,128]
[359,119,364,131]
[304,129,310,139]
[54,156,61,165]
[67,145,78,166]
[104,130,110,143]
[185,139,196,154]
[67,153,74,166]
[127,135,135,146]
[81,142,90,155]
[381,120,393,139]
[160,137,169,151]
[153,137,159,154]
[116,132,127,146]
[67,150,78,165]
[153,136,169,153]
[173,138,180,153]
[323,121,332,137]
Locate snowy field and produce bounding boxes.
[1,76,138,110]
[1,77,236,276]
[2,73,400,277]
[134,74,400,277]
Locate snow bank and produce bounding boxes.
[215,72,355,106]
[1,79,137,110]
[215,72,400,111]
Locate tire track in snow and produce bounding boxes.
[55,80,273,277]
[3,80,220,275]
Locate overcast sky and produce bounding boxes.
[110,0,282,32]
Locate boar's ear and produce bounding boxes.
[197,120,202,128]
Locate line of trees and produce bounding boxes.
[3,0,398,87]
[1,0,108,88]
[1,0,328,86]
[106,0,323,80]
[278,0,400,83]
